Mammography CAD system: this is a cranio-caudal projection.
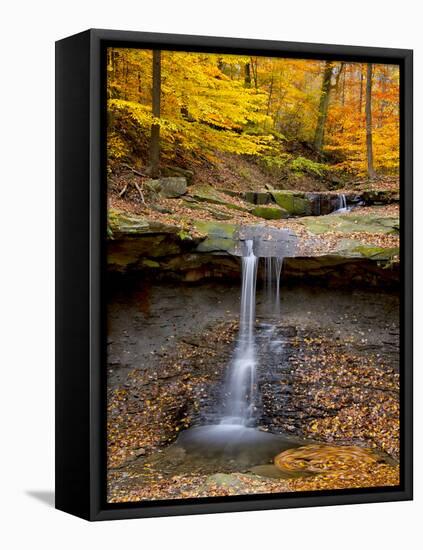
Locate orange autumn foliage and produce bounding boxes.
[107,49,399,177]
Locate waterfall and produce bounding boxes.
[264,257,283,314]
[273,257,283,314]
[174,232,299,465]
[334,194,349,213]
[220,245,285,426]
[221,239,258,426]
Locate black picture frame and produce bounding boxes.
[55,28,413,521]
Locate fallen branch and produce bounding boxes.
[118,183,128,197]
[122,163,147,178]
[133,180,146,205]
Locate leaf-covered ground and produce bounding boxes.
[107,319,236,469]
[109,170,399,262]
[107,286,400,503]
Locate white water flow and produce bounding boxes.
[274,258,283,314]
[264,257,284,314]
[221,240,258,426]
[335,193,349,213]
[174,234,299,464]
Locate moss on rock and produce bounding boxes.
[272,191,311,215]
[193,220,238,253]
[252,205,289,220]
[301,213,399,235]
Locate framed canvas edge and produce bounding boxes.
[56,29,413,522]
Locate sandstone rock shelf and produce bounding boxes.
[107,209,399,286]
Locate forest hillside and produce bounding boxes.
[107,49,399,211]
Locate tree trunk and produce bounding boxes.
[244,62,251,87]
[365,63,376,179]
[334,62,344,96]
[359,66,364,113]
[250,57,258,90]
[150,50,161,179]
[266,73,274,116]
[314,61,334,152]
[341,66,346,106]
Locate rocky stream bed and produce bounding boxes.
[107,281,400,502]
[106,186,400,502]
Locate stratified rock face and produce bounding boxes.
[107,209,399,286]
[154,176,188,198]
[283,256,399,287]
[251,205,289,220]
[362,190,400,204]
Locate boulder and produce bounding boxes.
[193,221,238,253]
[156,176,187,198]
[161,166,194,184]
[272,190,312,216]
[251,205,289,220]
[243,191,273,205]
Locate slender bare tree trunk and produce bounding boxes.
[341,66,346,106]
[365,63,376,179]
[137,71,142,97]
[266,72,274,116]
[250,57,258,90]
[244,62,251,87]
[314,61,334,152]
[359,66,364,113]
[150,50,161,178]
[334,62,344,97]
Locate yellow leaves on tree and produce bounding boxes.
[107,48,399,176]
[108,50,273,160]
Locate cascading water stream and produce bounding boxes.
[174,230,300,465]
[334,193,349,213]
[264,257,284,314]
[221,239,258,426]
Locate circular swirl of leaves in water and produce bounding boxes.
[274,444,382,475]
